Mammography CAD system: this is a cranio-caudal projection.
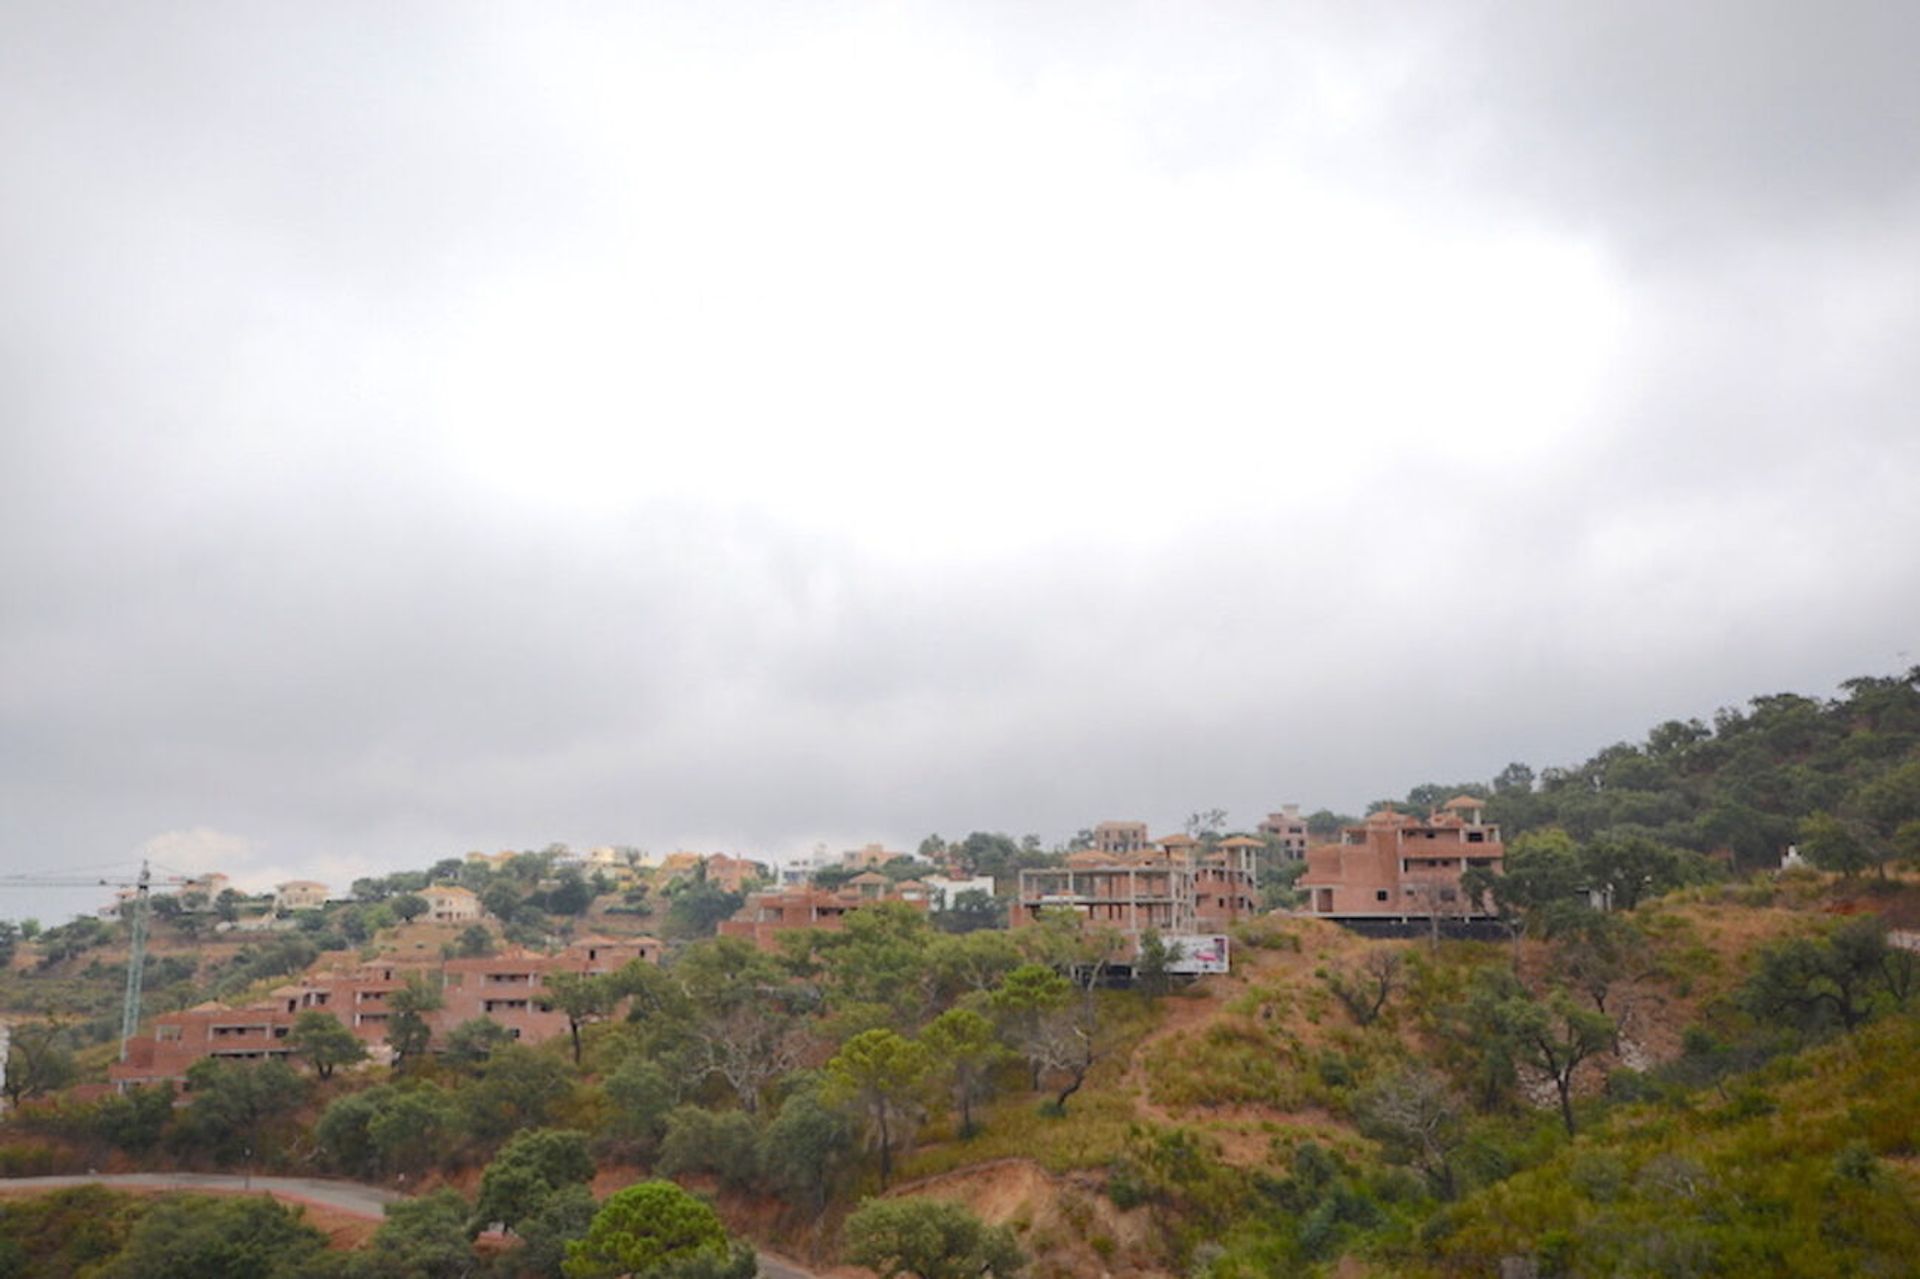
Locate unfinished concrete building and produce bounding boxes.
[1014,831,1259,949]
[1298,797,1503,921]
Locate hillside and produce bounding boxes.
[1415,669,1920,872]
[857,878,1917,1277]
[4,670,1920,1277]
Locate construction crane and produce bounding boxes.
[0,861,191,1062]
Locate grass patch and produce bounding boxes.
[1404,1013,1920,1277]
[1146,1021,1311,1111]
[898,1087,1140,1179]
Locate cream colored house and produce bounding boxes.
[423,884,482,924]
[274,880,329,913]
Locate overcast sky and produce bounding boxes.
[4,2,1918,915]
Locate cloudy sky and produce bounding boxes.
[4,2,1918,914]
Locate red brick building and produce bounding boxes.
[436,937,660,1043]
[717,885,927,952]
[1298,798,1503,920]
[109,937,661,1087]
[1258,805,1311,859]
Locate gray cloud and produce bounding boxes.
[4,2,1918,919]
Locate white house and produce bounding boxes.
[922,875,998,910]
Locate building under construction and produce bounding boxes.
[1013,830,1260,951]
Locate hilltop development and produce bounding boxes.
[3,670,1919,1277]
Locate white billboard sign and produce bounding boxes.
[1161,934,1230,975]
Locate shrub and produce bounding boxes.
[842,1197,1024,1279]
[658,1105,761,1193]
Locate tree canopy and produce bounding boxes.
[563,1181,754,1279]
[843,1197,1024,1279]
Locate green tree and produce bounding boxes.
[1799,811,1875,878]
[512,1184,598,1279]
[563,1181,754,1279]
[920,1007,1005,1138]
[658,1105,762,1194]
[474,1128,596,1235]
[388,975,443,1068]
[1578,835,1701,910]
[923,930,1021,1004]
[990,963,1072,1091]
[2,1020,77,1107]
[541,870,595,918]
[1134,929,1184,999]
[1858,761,1920,866]
[538,972,618,1066]
[94,1193,327,1279]
[0,1184,139,1274]
[356,1189,477,1279]
[1493,762,1535,794]
[463,1044,575,1143]
[175,1058,308,1164]
[825,1028,932,1187]
[391,893,429,923]
[935,888,1004,935]
[842,1197,1024,1279]
[810,864,859,892]
[317,1082,463,1179]
[817,902,933,1015]
[443,1017,516,1068]
[665,880,746,939]
[315,1087,385,1177]
[289,1010,367,1081]
[366,1087,463,1177]
[335,904,372,944]
[761,1088,857,1234]
[213,888,246,925]
[1492,990,1614,1136]
[677,939,809,1114]
[1465,828,1587,958]
[1323,950,1404,1027]
[1439,966,1529,1111]
[1549,912,1653,1020]
[453,924,494,957]
[991,945,1110,1113]
[483,882,523,923]
[510,851,555,884]
[1305,809,1356,838]
[91,1082,177,1155]
[603,1056,677,1157]
[1742,917,1897,1035]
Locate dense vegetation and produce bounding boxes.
[1399,668,1920,872]
[0,1185,331,1278]
[4,668,1920,1276]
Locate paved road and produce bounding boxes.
[0,1171,405,1217]
[0,1174,822,1278]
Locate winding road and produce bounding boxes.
[0,1171,403,1217]
[0,1174,821,1278]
